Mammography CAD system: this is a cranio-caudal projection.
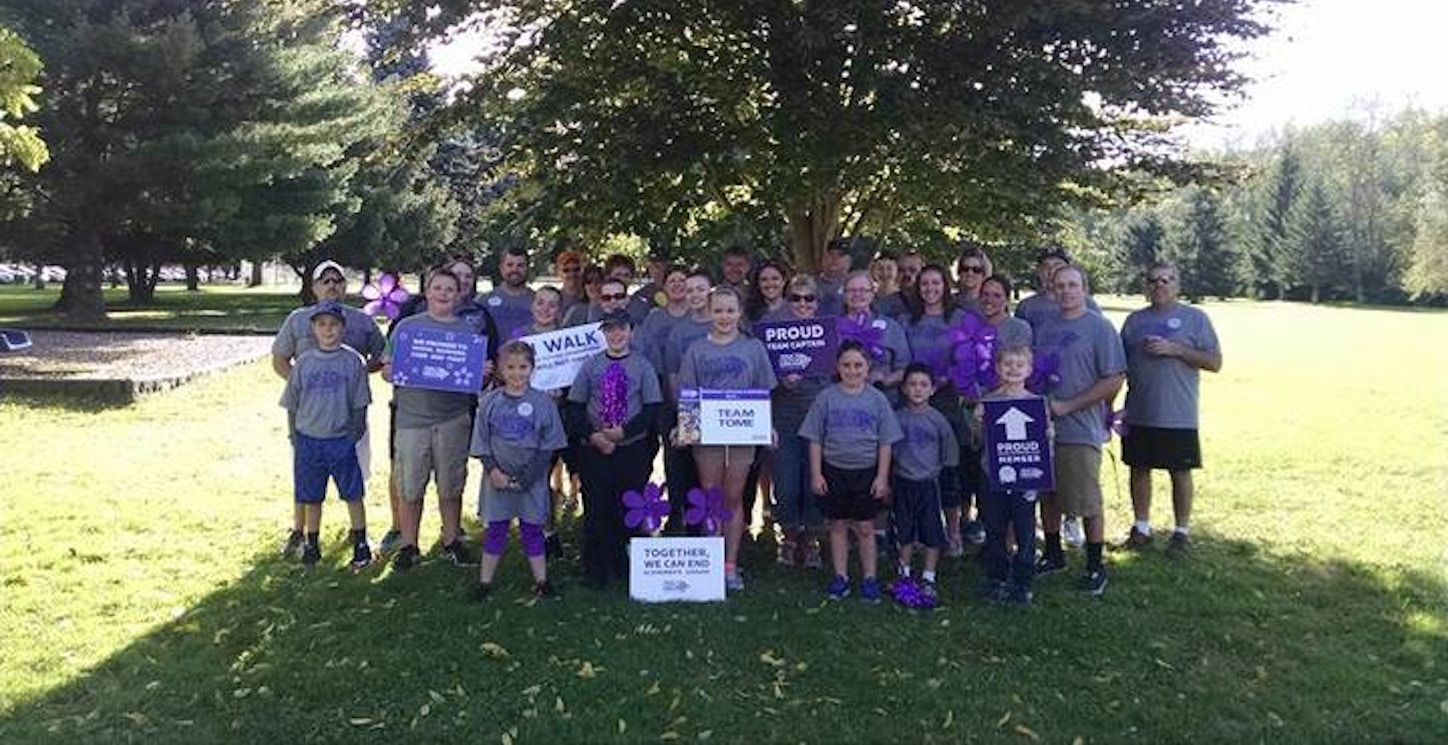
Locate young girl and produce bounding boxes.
[659,270,715,532]
[972,344,1044,605]
[891,363,960,604]
[678,286,778,591]
[510,285,570,557]
[565,311,663,589]
[469,341,567,599]
[799,341,904,602]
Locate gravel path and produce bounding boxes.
[0,330,272,381]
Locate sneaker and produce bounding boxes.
[918,580,939,606]
[391,544,421,571]
[545,533,563,561]
[1166,531,1191,558]
[1006,583,1033,606]
[533,580,560,600]
[978,579,1009,604]
[470,582,493,602]
[776,539,798,567]
[1078,569,1109,596]
[1063,516,1085,548]
[350,541,373,569]
[1034,553,1067,576]
[964,520,986,546]
[443,539,474,566]
[377,529,403,556]
[827,575,851,600]
[1123,526,1153,550]
[725,572,745,592]
[860,577,883,604]
[301,542,321,568]
[281,529,304,559]
[802,541,824,569]
[945,537,965,558]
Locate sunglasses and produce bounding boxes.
[601,292,628,301]
[316,276,344,285]
[1147,276,1175,285]
[789,294,817,303]
[961,265,986,274]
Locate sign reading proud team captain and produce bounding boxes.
[677,388,772,446]
[519,322,604,390]
[753,317,837,377]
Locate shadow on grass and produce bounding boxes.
[2,528,1444,743]
[0,287,309,333]
[0,391,134,413]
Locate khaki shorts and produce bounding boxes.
[394,413,471,502]
[692,445,757,481]
[1048,444,1103,518]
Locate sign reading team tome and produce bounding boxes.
[518,322,604,391]
[629,536,725,602]
[981,396,1055,492]
[390,326,488,393]
[753,317,837,377]
[676,388,773,446]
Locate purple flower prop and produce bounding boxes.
[1103,406,1127,443]
[1027,350,1061,395]
[946,310,999,399]
[622,482,669,534]
[684,486,732,536]
[891,577,937,609]
[599,360,628,428]
[361,273,410,320]
[836,314,887,361]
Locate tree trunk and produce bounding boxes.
[123,261,155,304]
[55,230,107,321]
[249,261,264,287]
[1310,284,1320,304]
[184,262,201,292]
[32,262,45,290]
[787,193,843,273]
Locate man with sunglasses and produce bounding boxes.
[1119,262,1222,558]
[271,259,387,559]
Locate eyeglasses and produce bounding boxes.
[789,294,817,303]
[1147,276,1175,285]
[961,265,986,274]
[316,277,344,285]
[844,286,873,294]
[601,292,628,301]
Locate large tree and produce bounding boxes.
[387,0,1278,269]
[0,27,46,173]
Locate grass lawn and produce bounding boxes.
[1,300,1445,742]
[0,285,309,332]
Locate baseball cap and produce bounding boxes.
[1036,247,1071,264]
[310,302,346,323]
[312,260,345,281]
[825,238,853,255]
[599,310,633,329]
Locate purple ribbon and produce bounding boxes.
[945,310,999,399]
[836,314,887,362]
[622,482,669,534]
[599,360,628,428]
[1026,350,1061,395]
[361,273,411,320]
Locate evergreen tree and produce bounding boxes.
[1287,180,1350,303]
[1252,143,1302,299]
[1174,187,1240,301]
[1123,212,1166,278]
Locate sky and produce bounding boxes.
[429,0,1448,150]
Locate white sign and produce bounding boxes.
[518,323,604,390]
[690,388,772,445]
[629,536,725,603]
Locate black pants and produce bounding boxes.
[577,438,655,581]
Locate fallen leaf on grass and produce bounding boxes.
[123,712,149,727]
[943,710,954,729]
[1013,724,1041,741]
[429,689,446,703]
[997,712,1012,727]
[348,717,373,726]
[759,650,785,668]
[697,730,713,740]
[578,661,599,678]
[618,719,627,734]
[481,642,510,659]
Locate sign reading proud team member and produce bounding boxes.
[519,322,604,391]
[982,396,1055,492]
[753,317,837,378]
[677,388,772,446]
[390,325,488,394]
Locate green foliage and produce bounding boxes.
[1406,186,1448,300]
[1174,187,1241,301]
[0,27,47,172]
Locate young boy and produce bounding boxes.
[279,304,373,569]
[891,363,960,606]
[972,344,1045,605]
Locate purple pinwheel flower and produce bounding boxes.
[836,314,887,362]
[1027,350,1061,395]
[684,486,732,536]
[622,482,669,534]
[946,311,998,399]
[1103,407,1127,443]
[362,273,411,320]
[599,360,628,428]
[891,577,938,609]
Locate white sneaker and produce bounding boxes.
[1063,515,1085,548]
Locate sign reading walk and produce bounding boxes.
[391,326,487,393]
[629,536,725,603]
[982,396,1054,492]
[519,322,604,390]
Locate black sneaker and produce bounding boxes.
[533,580,560,600]
[1078,569,1109,596]
[978,579,1009,605]
[1165,532,1191,558]
[301,542,321,568]
[443,539,474,566]
[281,529,303,559]
[1034,553,1067,576]
[392,544,421,571]
[470,582,493,602]
[545,533,563,560]
[350,541,372,570]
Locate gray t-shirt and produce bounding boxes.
[627,284,659,324]
[816,275,846,318]
[636,306,692,374]
[388,313,481,429]
[562,302,602,328]
[798,384,905,470]
[479,286,536,342]
[273,303,385,364]
[839,312,911,384]
[1015,291,1102,331]
[470,386,567,523]
[1032,311,1127,448]
[280,347,372,439]
[893,406,960,482]
[679,334,779,392]
[874,293,908,321]
[991,315,1034,349]
[1121,303,1219,429]
[903,309,965,379]
[567,351,663,445]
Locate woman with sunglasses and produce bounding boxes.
[954,244,994,313]
[563,267,627,327]
[767,275,831,569]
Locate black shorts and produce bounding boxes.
[1122,426,1202,470]
[822,463,883,522]
[891,476,947,549]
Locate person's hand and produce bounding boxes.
[603,426,625,443]
[483,359,497,378]
[1049,398,1070,418]
[489,468,512,489]
[811,473,828,497]
[770,428,779,450]
[782,374,801,390]
[1144,335,1179,358]
[381,361,393,383]
[598,439,616,455]
[871,477,891,502]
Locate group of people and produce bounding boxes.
[271,240,1221,606]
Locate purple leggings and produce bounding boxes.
[483,520,546,558]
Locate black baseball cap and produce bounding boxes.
[1036,247,1072,264]
[599,310,633,329]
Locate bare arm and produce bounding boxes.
[271,354,292,381]
[1050,373,1125,418]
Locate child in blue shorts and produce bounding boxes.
[971,344,1045,605]
[279,304,373,569]
[891,363,959,606]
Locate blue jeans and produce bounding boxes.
[981,489,1037,587]
[770,432,822,529]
